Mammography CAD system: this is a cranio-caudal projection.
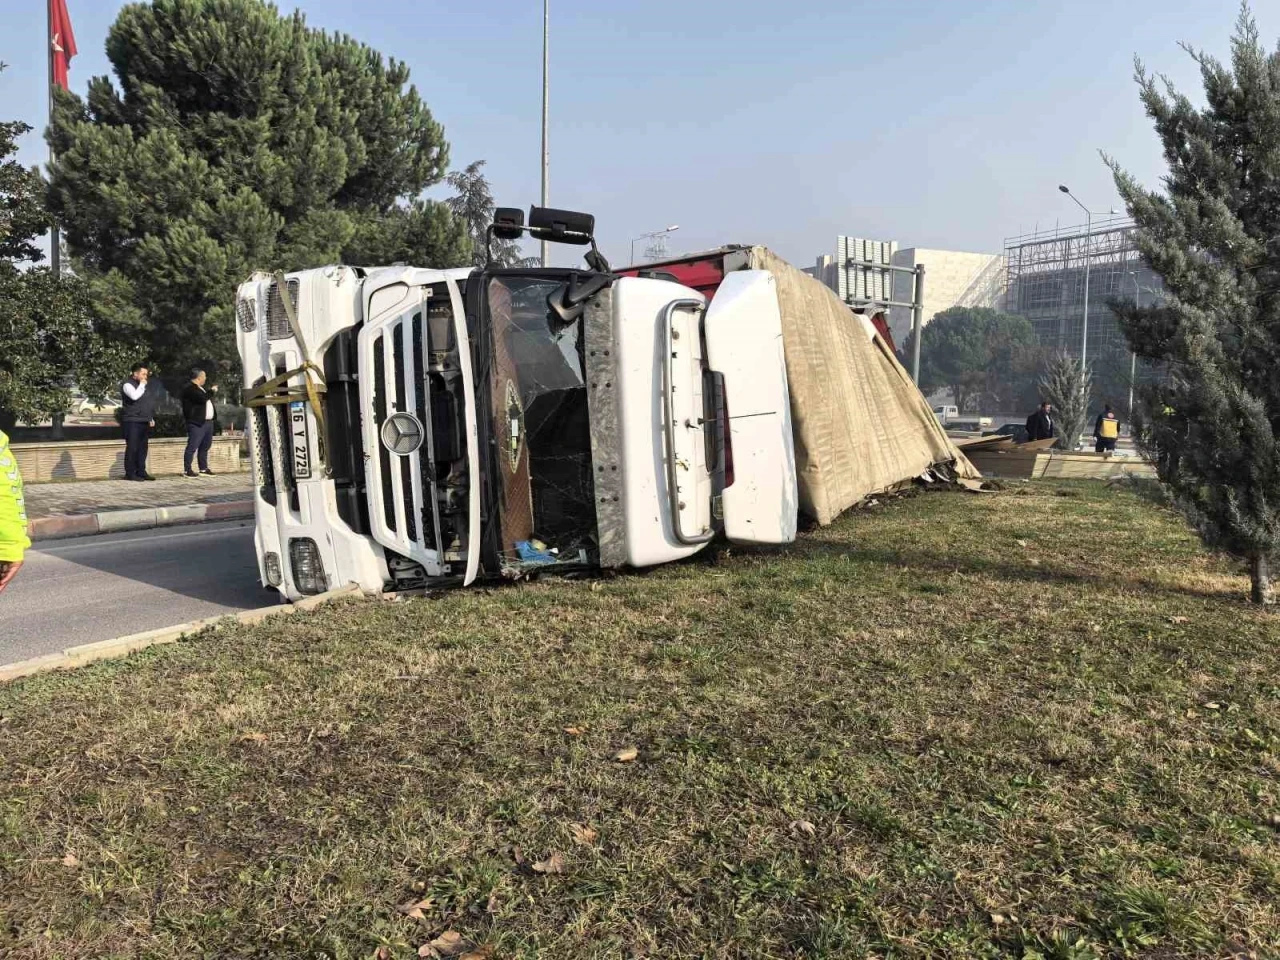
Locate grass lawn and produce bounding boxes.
[2,482,1278,959]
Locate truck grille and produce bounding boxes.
[364,310,442,565]
[265,278,300,340]
[248,377,277,506]
[237,297,257,333]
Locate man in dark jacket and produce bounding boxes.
[180,368,219,477]
[1025,401,1057,442]
[121,363,157,481]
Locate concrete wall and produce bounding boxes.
[888,248,1007,346]
[13,436,246,483]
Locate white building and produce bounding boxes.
[808,239,1005,350]
[887,248,1006,347]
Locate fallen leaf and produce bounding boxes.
[1028,558,1041,567]
[238,731,268,744]
[374,947,392,960]
[460,949,494,960]
[1016,539,1029,548]
[1204,702,1222,710]
[790,819,817,837]
[420,931,475,958]
[990,912,1006,926]
[563,725,586,736]
[568,822,598,844]
[61,852,80,868]
[397,897,435,921]
[485,891,500,914]
[1168,615,1189,625]
[614,747,638,763]
[532,851,566,874]
[507,844,526,866]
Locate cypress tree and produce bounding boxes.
[47,0,469,384]
[1109,4,1280,604]
[1039,353,1091,452]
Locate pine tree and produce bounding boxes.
[47,0,468,385]
[900,307,1041,413]
[1108,4,1280,604]
[1039,353,1091,452]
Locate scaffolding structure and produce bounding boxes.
[1005,216,1161,370]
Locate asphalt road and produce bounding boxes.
[0,521,278,665]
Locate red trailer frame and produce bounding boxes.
[618,246,898,354]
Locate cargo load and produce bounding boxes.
[621,245,979,524]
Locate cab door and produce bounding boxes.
[702,271,798,544]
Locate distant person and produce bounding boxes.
[1094,403,1120,453]
[0,427,30,596]
[121,362,157,482]
[1025,401,1057,442]
[180,367,219,477]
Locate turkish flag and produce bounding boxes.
[50,0,77,91]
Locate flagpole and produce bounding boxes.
[48,0,60,277]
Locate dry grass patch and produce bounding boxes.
[1,482,1277,958]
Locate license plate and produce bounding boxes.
[290,401,311,479]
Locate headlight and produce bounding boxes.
[263,551,283,587]
[288,538,328,596]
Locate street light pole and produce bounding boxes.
[1058,185,1092,368]
[540,0,549,267]
[1127,271,1142,421]
[48,0,60,278]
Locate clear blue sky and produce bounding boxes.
[1,0,1246,267]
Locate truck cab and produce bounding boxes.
[236,206,797,601]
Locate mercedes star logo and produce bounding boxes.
[381,412,424,456]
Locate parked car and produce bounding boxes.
[983,422,1030,443]
[75,397,121,416]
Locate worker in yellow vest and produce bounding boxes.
[0,428,31,595]
[1094,404,1120,453]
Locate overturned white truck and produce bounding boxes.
[237,207,975,600]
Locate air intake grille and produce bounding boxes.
[265,279,300,340]
[236,297,257,333]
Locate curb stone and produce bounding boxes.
[0,583,366,683]
[27,499,254,542]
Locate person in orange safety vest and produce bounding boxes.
[1094,404,1120,453]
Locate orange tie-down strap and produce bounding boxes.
[241,272,329,472]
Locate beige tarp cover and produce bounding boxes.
[746,247,979,525]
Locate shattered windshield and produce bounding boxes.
[486,276,595,564]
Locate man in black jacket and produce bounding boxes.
[181,368,219,477]
[121,363,157,481]
[1025,401,1057,442]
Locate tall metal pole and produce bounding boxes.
[1128,273,1140,421]
[911,264,925,384]
[1080,209,1091,369]
[48,0,60,277]
[540,0,549,268]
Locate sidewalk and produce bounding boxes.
[25,474,254,540]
